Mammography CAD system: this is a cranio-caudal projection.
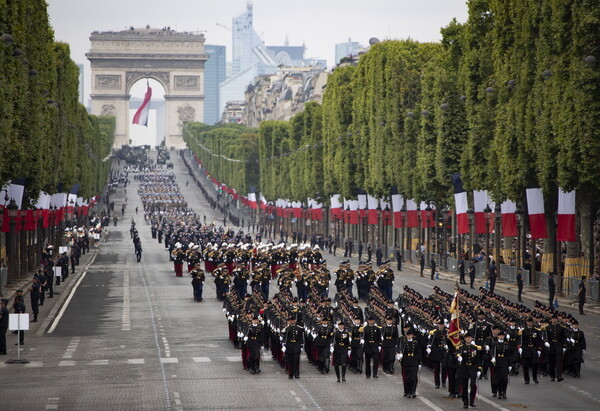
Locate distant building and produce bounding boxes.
[204,45,226,125]
[77,63,85,106]
[243,66,328,127]
[221,101,245,124]
[335,38,364,65]
[220,1,326,120]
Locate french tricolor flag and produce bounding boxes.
[132,84,152,126]
[357,190,367,218]
[247,192,257,209]
[330,194,343,220]
[557,189,576,242]
[473,190,490,234]
[526,188,548,239]
[500,200,517,237]
[367,195,378,224]
[452,174,469,234]
[391,187,403,229]
[406,199,418,228]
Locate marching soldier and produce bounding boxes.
[332,321,351,382]
[315,316,334,374]
[457,333,482,409]
[282,316,304,379]
[518,317,542,384]
[381,316,399,374]
[190,266,205,302]
[490,330,512,399]
[361,316,382,379]
[566,319,586,378]
[397,328,422,398]
[427,319,448,389]
[246,316,264,374]
[544,313,567,382]
[469,311,492,379]
[349,316,364,373]
[506,317,520,376]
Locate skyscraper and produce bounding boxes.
[204,45,226,125]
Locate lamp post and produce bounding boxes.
[484,204,492,276]
[384,205,390,257]
[494,204,502,268]
[425,204,432,267]
[467,208,474,260]
[401,204,407,262]
[516,205,523,281]
[6,199,19,284]
[442,208,449,270]
[417,204,423,258]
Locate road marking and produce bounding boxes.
[294,380,322,411]
[25,361,44,367]
[477,395,510,411]
[47,271,89,334]
[192,357,211,363]
[128,359,145,364]
[59,360,76,366]
[89,359,109,365]
[160,358,179,364]
[45,397,59,410]
[122,272,130,331]
[61,337,81,359]
[138,262,171,411]
[226,356,242,362]
[418,396,444,411]
[565,383,600,404]
[173,391,183,411]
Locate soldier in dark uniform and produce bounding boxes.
[446,340,460,398]
[350,299,364,324]
[315,316,334,374]
[516,269,524,302]
[469,311,491,379]
[517,317,542,384]
[282,316,304,379]
[566,319,585,378]
[544,313,567,381]
[28,277,41,322]
[349,317,364,373]
[12,291,26,345]
[548,272,556,307]
[490,330,512,399]
[578,277,586,315]
[190,267,205,302]
[398,328,422,398]
[381,316,399,374]
[0,299,9,355]
[427,320,448,388]
[457,333,482,409]
[332,321,350,382]
[468,260,476,289]
[458,256,466,284]
[506,318,520,375]
[246,316,263,374]
[361,316,382,379]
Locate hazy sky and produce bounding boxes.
[47,0,468,101]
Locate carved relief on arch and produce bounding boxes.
[100,104,116,116]
[125,71,169,92]
[177,104,196,128]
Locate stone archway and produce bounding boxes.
[87,27,207,148]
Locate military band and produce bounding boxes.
[137,168,591,406]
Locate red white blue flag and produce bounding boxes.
[132,85,152,126]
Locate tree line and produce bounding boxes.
[185,0,599,265]
[0,0,114,206]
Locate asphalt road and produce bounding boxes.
[1,151,598,411]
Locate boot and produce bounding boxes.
[342,365,347,382]
[335,366,340,382]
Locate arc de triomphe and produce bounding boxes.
[87,27,207,148]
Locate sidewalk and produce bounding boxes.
[401,259,600,316]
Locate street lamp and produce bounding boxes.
[515,205,523,280]
[401,204,408,262]
[441,208,449,270]
[383,205,390,257]
[467,208,474,260]
[494,204,502,268]
[425,204,432,267]
[6,199,19,283]
[484,204,492,278]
